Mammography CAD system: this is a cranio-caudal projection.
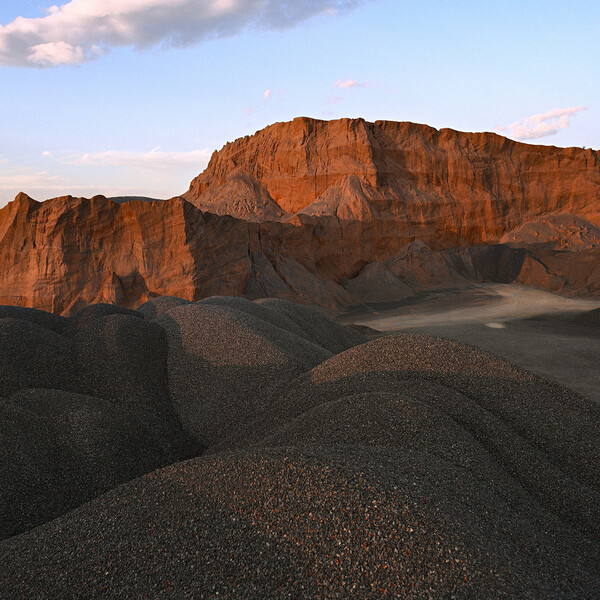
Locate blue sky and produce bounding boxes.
[0,0,598,207]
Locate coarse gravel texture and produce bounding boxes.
[156,302,335,447]
[137,295,192,320]
[0,305,69,335]
[65,302,143,336]
[74,313,176,417]
[0,296,598,599]
[0,388,196,540]
[256,297,367,354]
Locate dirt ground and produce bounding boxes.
[340,283,600,404]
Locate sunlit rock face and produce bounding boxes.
[1,118,600,314]
[185,117,600,237]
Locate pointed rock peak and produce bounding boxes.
[13,192,39,206]
[343,261,413,304]
[14,192,33,203]
[10,192,40,214]
[297,174,379,221]
[190,168,287,222]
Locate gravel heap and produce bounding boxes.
[0,297,598,599]
[575,307,600,326]
[137,295,192,319]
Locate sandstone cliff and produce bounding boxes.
[2,118,600,314]
[185,117,600,246]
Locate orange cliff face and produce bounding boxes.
[184,117,600,246]
[0,192,383,314]
[2,118,600,315]
[0,194,257,314]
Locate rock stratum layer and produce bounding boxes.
[2,117,600,314]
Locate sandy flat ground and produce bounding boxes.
[340,283,600,404]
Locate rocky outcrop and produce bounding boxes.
[0,193,254,314]
[343,262,412,304]
[185,117,600,246]
[2,118,600,314]
[0,193,374,313]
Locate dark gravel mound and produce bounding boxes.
[0,388,197,540]
[0,298,598,598]
[0,305,68,334]
[75,314,175,417]
[0,318,78,397]
[136,295,191,319]
[66,302,142,335]
[198,295,310,341]
[157,303,331,447]
[575,307,600,326]
[256,297,367,353]
[235,335,600,535]
[1,448,598,599]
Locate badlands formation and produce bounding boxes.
[0,119,599,597]
[0,117,599,313]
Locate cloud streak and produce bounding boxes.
[44,147,212,170]
[496,106,588,141]
[0,0,363,68]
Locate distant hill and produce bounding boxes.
[109,196,166,204]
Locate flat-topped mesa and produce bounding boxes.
[2,118,600,315]
[184,117,600,244]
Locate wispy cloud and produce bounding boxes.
[0,0,364,68]
[245,87,281,115]
[332,78,364,90]
[0,167,92,207]
[495,106,588,141]
[327,77,369,103]
[0,170,62,189]
[0,147,212,206]
[43,148,212,170]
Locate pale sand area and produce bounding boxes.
[340,283,600,403]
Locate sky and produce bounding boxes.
[0,0,598,207]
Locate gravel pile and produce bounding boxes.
[256,297,367,354]
[156,303,338,447]
[0,389,195,540]
[0,297,598,598]
[575,307,600,326]
[65,302,143,336]
[74,314,174,417]
[137,295,192,319]
[0,305,68,335]
[0,317,78,397]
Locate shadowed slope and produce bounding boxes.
[0,298,598,598]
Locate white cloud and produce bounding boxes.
[263,89,272,101]
[0,168,78,207]
[495,106,588,141]
[0,0,363,68]
[28,41,88,66]
[332,78,363,90]
[0,170,61,189]
[44,147,212,170]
